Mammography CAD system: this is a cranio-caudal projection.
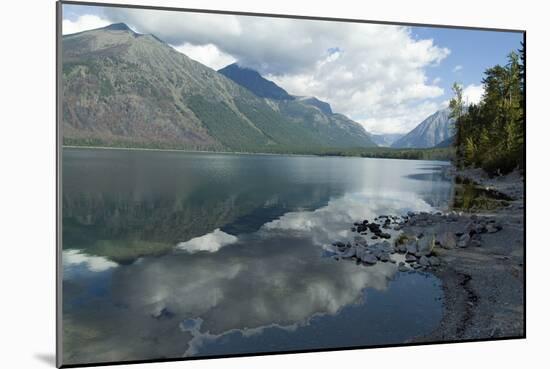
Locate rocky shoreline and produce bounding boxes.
[331,167,525,341]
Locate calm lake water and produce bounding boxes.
[62,148,453,365]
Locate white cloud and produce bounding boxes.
[453,65,463,72]
[358,101,440,134]
[173,43,236,70]
[437,83,484,112]
[463,83,484,105]
[177,229,238,253]
[62,14,111,35]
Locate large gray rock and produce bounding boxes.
[419,255,430,267]
[406,241,418,255]
[405,254,417,263]
[457,233,470,248]
[379,253,390,262]
[437,231,457,249]
[417,236,434,256]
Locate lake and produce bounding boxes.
[62,148,453,365]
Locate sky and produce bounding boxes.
[62,4,523,135]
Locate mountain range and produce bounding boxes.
[62,23,457,153]
[369,133,405,147]
[62,23,376,152]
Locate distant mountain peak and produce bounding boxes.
[218,63,294,100]
[369,132,405,147]
[221,63,255,74]
[103,23,134,32]
[391,108,456,149]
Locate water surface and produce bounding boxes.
[62,148,452,365]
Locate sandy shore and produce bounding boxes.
[410,167,525,342]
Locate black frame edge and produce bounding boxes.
[56,1,64,368]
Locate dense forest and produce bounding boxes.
[450,43,525,175]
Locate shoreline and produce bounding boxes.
[61,145,452,162]
[412,167,525,341]
[62,145,322,158]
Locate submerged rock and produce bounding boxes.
[354,236,367,246]
[341,246,356,258]
[362,253,378,265]
[398,264,409,272]
[355,247,365,261]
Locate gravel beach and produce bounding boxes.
[331,166,525,342]
[413,168,525,341]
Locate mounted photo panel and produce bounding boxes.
[56,1,526,367]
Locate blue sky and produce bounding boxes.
[412,27,523,102]
[62,4,523,134]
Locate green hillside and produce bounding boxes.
[62,23,377,153]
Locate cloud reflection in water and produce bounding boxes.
[61,152,452,364]
[63,187,443,363]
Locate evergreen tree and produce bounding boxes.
[450,48,525,175]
